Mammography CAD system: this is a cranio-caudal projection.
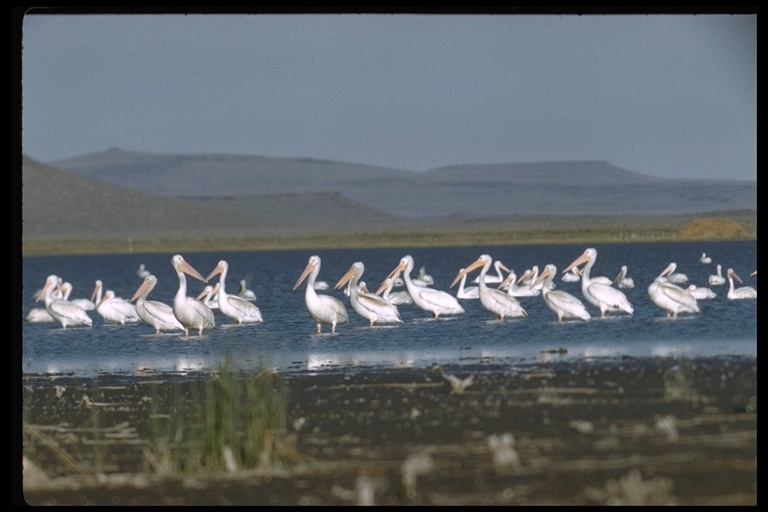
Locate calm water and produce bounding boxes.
[22,241,757,377]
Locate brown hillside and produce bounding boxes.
[677,219,749,239]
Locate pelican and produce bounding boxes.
[136,263,151,278]
[498,270,540,297]
[452,255,526,320]
[647,263,699,317]
[708,264,726,286]
[475,260,511,285]
[531,264,590,321]
[726,268,757,300]
[700,252,712,264]
[206,260,263,324]
[35,274,92,328]
[377,272,414,304]
[57,282,97,310]
[171,254,215,336]
[237,278,257,302]
[563,248,634,317]
[417,266,435,286]
[196,283,220,310]
[613,265,635,289]
[664,262,689,284]
[453,268,479,300]
[96,290,141,324]
[28,280,66,322]
[130,274,186,334]
[293,255,349,333]
[561,266,581,283]
[335,262,402,326]
[380,255,465,319]
[685,284,717,300]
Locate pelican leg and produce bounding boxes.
[317,323,322,334]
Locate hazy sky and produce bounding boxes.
[20,12,756,180]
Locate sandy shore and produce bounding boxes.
[19,355,756,505]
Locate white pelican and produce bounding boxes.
[196,283,220,310]
[96,290,141,324]
[28,280,66,322]
[171,254,216,336]
[726,268,757,300]
[380,255,465,319]
[613,265,635,289]
[563,248,634,317]
[417,266,435,286]
[237,278,257,302]
[685,284,717,300]
[206,260,264,324]
[708,264,726,286]
[57,282,97,310]
[532,264,590,321]
[377,272,414,304]
[498,270,540,297]
[474,260,510,285]
[335,262,402,326]
[130,274,186,334]
[647,263,699,318]
[35,274,92,328]
[700,252,712,264]
[452,255,526,320]
[293,255,349,333]
[453,268,479,300]
[663,262,689,284]
[136,263,151,278]
[561,266,581,283]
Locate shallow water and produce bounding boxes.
[22,241,756,377]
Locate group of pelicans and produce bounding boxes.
[28,248,757,336]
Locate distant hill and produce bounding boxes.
[50,148,756,218]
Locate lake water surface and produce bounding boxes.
[22,241,756,377]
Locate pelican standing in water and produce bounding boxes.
[685,284,717,300]
[335,261,402,326]
[206,260,263,324]
[35,274,93,328]
[96,290,141,324]
[531,264,590,321]
[171,254,215,336]
[293,255,349,333]
[452,255,526,320]
[380,255,465,319]
[647,263,699,318]
[726,268,757,300]
[563,248,634,317]
[130,274,186,334]
[708,264,726,286]
[613,265,635,289]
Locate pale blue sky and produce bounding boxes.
[21,12,756,180]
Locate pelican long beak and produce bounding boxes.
[563,252,591,274]
[204,263,224,283]
[385,260,408,281]
[130,278,152,303]
[531,267,551,290]
[293,262,316,291]
[334,266,357,290]
[196,287,211,300]
[179,259,207,282]
[516,270,531,285]
[450,258,486,288]
[96,291,113,309]
[497,273,515,290]
[498,262,511,274]
[374,277,390,296]
[35,279,54,302]
[613,270,623,285]
[729,269,743,283]
[658,263,676,279]
[90,281,101,303]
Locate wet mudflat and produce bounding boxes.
[20,356,756,505]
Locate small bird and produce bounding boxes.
[700,252,712,264]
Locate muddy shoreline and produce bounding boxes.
[19,355,756,505]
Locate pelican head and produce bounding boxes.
[727,268,743,283]
[131,274,158,303]
[450,254,501,288]
[334,262,364,290]
[171,254,207,282]
[293,255,321,291]
[563,248,596,274]
[205,260,229,283]
[532,264,556,290]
